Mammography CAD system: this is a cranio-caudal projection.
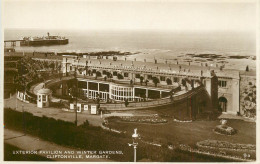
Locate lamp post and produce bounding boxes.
[16,89,18,110]
[128,128,139,162]
[74,65,78,126]
[22,104,26,135]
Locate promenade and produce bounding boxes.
[4,93,156,126]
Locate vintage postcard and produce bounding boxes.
[1,0,259,163]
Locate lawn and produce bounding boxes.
[107,117,256,147]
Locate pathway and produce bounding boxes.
[218,113,255,122]
[4,94,155,126]
[4,94,103,126]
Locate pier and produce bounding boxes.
[4,40,23,47]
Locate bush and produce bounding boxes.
[117,74,124,79]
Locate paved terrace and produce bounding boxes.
[67,57,240,79]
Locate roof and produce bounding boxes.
[37,88,52,95]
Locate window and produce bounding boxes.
[102,70,107,74]
[135,74,140,78]
[124,72,129,77]
[78,81,87,89]
[160,76,166,81]
[147,75,152,80]
[42,95,46,101]
[218,80,227,87]
[92,69,96,73]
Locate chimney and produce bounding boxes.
[165,60,167,64]
[125,57,126,61]
[201,70,203,76]
[134,58,136,61]
[154,59,157,64]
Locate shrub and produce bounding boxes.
[117,74,124,79]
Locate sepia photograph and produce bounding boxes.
[1,0,258,162]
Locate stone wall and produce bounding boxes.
[240,74,256,118]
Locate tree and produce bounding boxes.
[145,80,149,86]
[152,77,159,87]
[106,72,112,78]
[166,78,172,85]
[96,71,102,77]
[246,65,249,72]
[88,70,92,76]
[117,73,124,79]
[140,76,144,85]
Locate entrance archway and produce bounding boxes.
[218,97,227,112]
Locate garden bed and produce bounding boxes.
[214,124,237,135]
[197,140,256,152]
[120,116,168,124]
[179,143,254,162]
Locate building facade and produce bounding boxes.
[62,55,241,114]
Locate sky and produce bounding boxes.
[3,0,257,32]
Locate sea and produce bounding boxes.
[4,28,256,69]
